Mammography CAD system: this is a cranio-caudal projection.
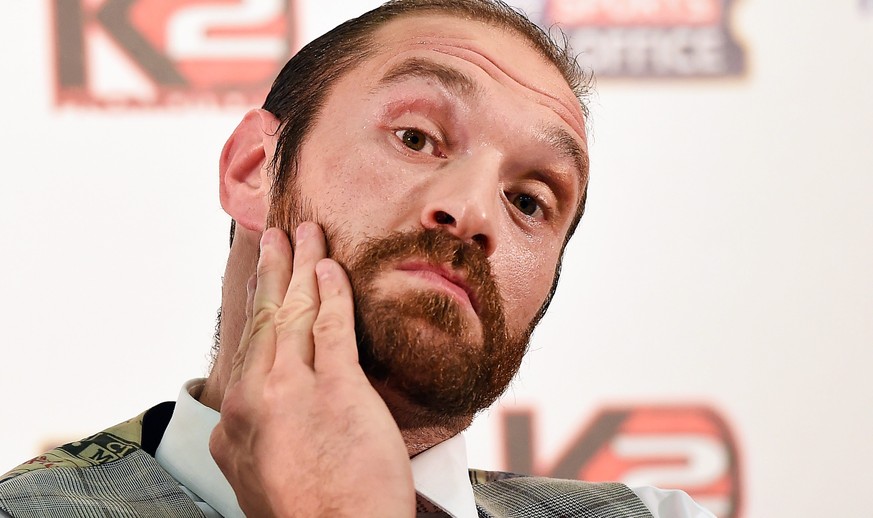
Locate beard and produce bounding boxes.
[347,229,531,421]
[268,191,532,424]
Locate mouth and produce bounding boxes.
[396,261,480,315]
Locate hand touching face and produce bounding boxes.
[211,225,416,517]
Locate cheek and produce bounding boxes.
[491,238,559,328]
[298,141,419,235]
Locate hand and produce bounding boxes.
[209,223,415,517]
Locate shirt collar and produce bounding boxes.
[155,379,477,518]
[412,433,478,518]
[155,379,244,518]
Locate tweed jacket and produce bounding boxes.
[0,403,653,518]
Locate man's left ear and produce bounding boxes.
[218,109,280,232]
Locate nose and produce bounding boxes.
[420,167,498,257]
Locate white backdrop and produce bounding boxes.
[1,1,872,517]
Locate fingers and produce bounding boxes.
[242,228,294,376]
[229,223,357,383]
[273,222,327,369]
[312,258,360,373]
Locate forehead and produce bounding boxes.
[361,13,587,143]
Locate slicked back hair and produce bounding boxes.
[257,0,591,237]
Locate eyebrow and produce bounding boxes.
[541,125,590,191]
[375,57,482,99]
[376,57,589,205]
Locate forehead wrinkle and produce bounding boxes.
[426,41,586,142]
[373,57,483,100]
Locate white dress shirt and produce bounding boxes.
[155,380,714,518]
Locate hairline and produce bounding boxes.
[267,8,588,207]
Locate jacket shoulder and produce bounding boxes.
[0,404,203,517]
[0,449,204,517]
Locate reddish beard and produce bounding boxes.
[268,194,531,424]
[344,229,531,422]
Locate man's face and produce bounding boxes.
[270,14,588,422]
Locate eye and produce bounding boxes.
[393,128,444,157]
[399,129,427,151]
[510,193,541,217]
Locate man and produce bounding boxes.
[0,1,714,516]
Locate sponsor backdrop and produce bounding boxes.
[1,1,871,516]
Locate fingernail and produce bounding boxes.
[260,229,272,249]
[315,259,331,281]
[296,223,309,243]
[246,274,256,296]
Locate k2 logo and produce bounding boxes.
[502,406,742,517]
[50,0,295,107]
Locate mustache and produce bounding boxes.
[345,228,500,314]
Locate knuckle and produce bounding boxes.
[231,342,250,364]
[218,390,247,423]
[260,377,291,405]
[312,312,347,338]
[273,295,318,325]
[284,291,320,312]
[256,256,283,276]
[208,428,228,464]
[272,319,303,340]
[250,306,277,331]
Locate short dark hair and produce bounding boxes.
[259,0,591,234]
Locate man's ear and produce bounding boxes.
[219,109,280,232]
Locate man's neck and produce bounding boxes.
[402,427,461,457]
[199,231,261,414]
[370,379,473,457]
